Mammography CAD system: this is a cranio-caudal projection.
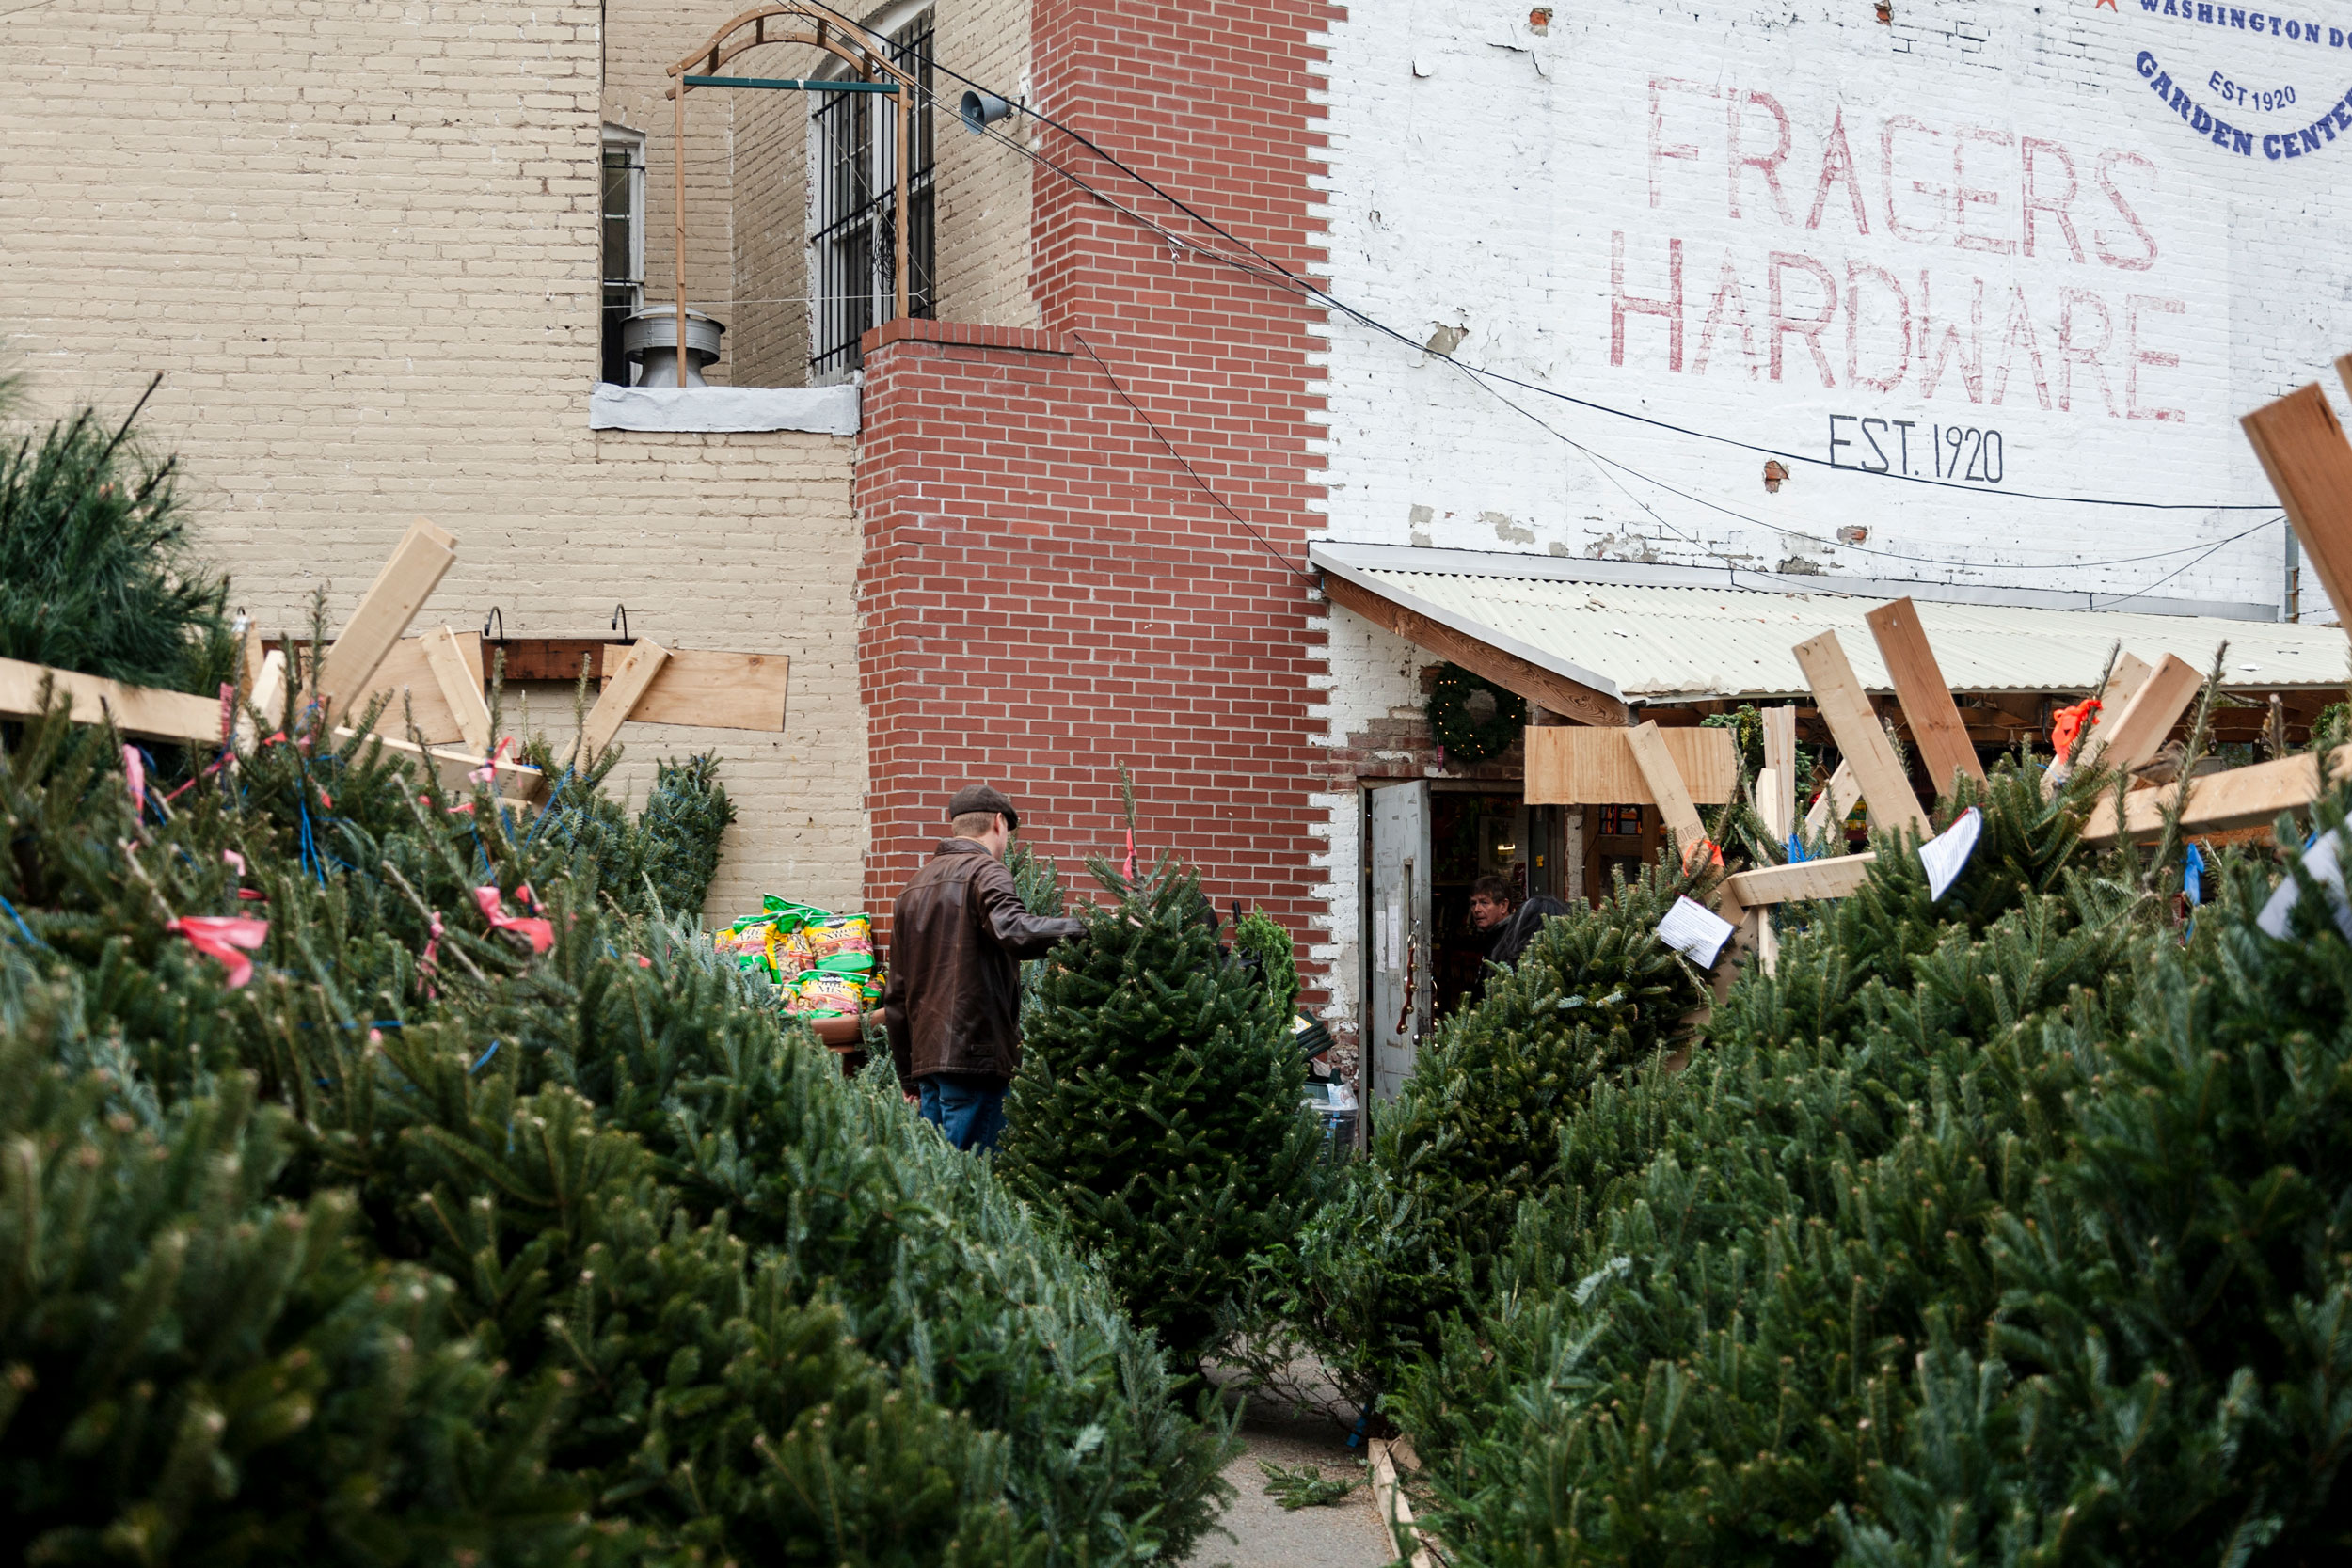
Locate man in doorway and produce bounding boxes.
[883,784,1085,1154]
[1468,874,1574,978]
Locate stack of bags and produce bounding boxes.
[715,895,884,1019]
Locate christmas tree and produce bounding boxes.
[0,395,1238,1563]
[996,855,1324,1368]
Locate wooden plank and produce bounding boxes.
[1368,1440,1438,1568]
[489,638,617,684]
[2074,653,2202,776]
[330,725,542,784]
[1866,596,1984,800]
[599,644,790,731]
[1793,631,1931,840]
[1762,705,1798,814]
[350,634,473,744]
[1724,851,1878,907]
[1524,725,1738,805]
[1755,766,1788,847]
[1713,885,1750,1002]
[1321,572,1629,727]
[2082,744,2352,845]
[238,649,287,750]
[1756,905,1780,978]
[2245,381,2352,633]
[576,639,669,765]
[1804,758,1859,840]
[422,626,494,753]
[0,656,225,746]
[1624,721,1709,864]
[315,519,458,721]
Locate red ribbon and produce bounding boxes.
[469,736,515,785]
[121,746,146,817]
[473,886,554,954]
[167,915,269,990]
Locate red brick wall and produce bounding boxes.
[855,0,1338,1001]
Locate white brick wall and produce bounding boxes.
[1316,0,2352,610]
[0,0,867,923]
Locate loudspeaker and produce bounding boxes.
[960,89,1014,135]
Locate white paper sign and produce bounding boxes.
[1657,895,1736,968]
[2258,828,2352,944]
[1916,807,1983,902]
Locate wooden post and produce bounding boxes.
[2042,650,2151,800]
[314,520,457,723]
[575,639,671,768]
[1865,596,1984,800]
[240,650,287,751]
[2074,653,2204,777]
[1762,705,1797,816]
[421,625,495,754]
[1751,764,1784,976]
[2084,743,2352,845]
[675,83,690,387]
[1793,630,1931,841]
[1803,757,1858,841]
[2244,380,2352,632]
[1625,721,1709,867]
[1724,851,1878,906]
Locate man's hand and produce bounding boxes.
[904,1091,920,1105]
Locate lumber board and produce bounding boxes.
[315,519,458,721]
[422,626,494,753]
[238,650,287,750]
[330,725,542,784]
[2042,651,2151,800]
[1762,705,1798,823]
[2082,744,2352,845]
[351,631,486,745]
[1755,767,1788,847]
[1866,596,1984,800]
[0,656,224,746]
[1794,631,1931,840]
[1713,885,1750,1002]
[2075,653,2202,776]
[2245,381,2352,636]
[1625,721,1709,864]
[1804,758,1858,839]
[577,639,669,765]
[598,644,791,731]
[1723,851,1878,906]
[1368,1441,1438,1568]
[1524,725,1737,805]
[1321,572,1629,727]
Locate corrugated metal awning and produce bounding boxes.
[1311,544,2350,705]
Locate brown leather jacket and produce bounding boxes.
[883,839,1084,1090]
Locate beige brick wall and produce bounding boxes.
[0,0,867,922]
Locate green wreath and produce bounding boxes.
[1425,664,1527,766]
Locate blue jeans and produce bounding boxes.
[918,1077,1008,1154]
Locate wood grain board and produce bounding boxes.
[350,631,486,745]
[1793,630,1931,840]
[0,656,224,745]
[1524,725,1737,805]
[577,639,669,764]
[1804,758,1859,839]
[1625,721,1710,863]
[2074,653,2202,776]
[2244,381,2352,636]
[314,519,456,721]
[1723,851,1878,906]
[598,644,791,730]
[1866,596,1984,799]
[1321,572,1628,728]
[2082,744,2351,845]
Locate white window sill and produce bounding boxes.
[590,384,860,436]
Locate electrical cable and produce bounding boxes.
[1068,331,1310,581]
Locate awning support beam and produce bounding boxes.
[1319,572,1628,727]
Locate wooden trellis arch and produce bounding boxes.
[662,5,923,381]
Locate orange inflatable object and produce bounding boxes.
[2050,698,2101,759]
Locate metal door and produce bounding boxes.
[1367,781,1432,1104]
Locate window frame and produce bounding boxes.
[600,125,648,385]
[805,4,935,383]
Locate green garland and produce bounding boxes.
[1425,664,1527,766]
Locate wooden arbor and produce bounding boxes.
[662,6,923,382]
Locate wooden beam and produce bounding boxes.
[1723,851,1877,907]
[1625,720,1709,864]
[1321,572,1628,727]
[0,656,225,746]
[599,645,791,730]
[576,639,669,765]
[2245,381,2352,633]
[238,650,287,751]
[1756,766,1788,846]
[422,626,495,753]
[331,725,542,784]
[1712,883,1753,1001]
[1866,597,1984,800]
[1804,758,1858,840]
[1762,705,1798,811]
[1793,631,1931,840]
[314,519,458,721]
[1523,726,1738,804]
[2082,744,2352,845]
[2074,653,2203,776]
[347,631,483,745]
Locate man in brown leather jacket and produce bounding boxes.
[883,784,1084,1153]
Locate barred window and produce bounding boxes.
[808,7,934,381]
[599,126,646,386]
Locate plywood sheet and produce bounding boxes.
[1524,725,1737,805]
[349,631,485,745]
[600,645,791,731]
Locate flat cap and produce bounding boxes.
[947,784,1019,830]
